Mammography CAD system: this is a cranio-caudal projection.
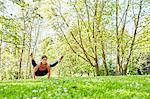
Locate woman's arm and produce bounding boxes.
[50,56,64,67]
[47,65,51,79]
[33,65,40,79]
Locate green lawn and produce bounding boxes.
[0,75,149,99]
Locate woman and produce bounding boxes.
[30,53,63,79]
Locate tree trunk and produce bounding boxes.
[115,0,121,75]
[123,0,142,75]
[120,0,130,75]
[95,63,100,76]
[101,39,108,75]
[19,11,26,79]
[26,49,31,78]
[19,49,24,79]
[102,49,108,75]
[0,32,2,80]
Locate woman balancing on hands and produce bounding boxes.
[30,53,63,79]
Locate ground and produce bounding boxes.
[0,75,149,99]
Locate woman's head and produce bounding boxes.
[41,55,48,65]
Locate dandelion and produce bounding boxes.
[58,88,61,91]
[4,97,7,99]
[39,89,43,92]
[116,89,124,93]
[86,81,90,85]
[135,82,140,87]
[48,94,52,96]
[64,88,67,92]
[32,90,38,93]
[32,97,38,99]
[44,88,46,91]
[4,86,7,89]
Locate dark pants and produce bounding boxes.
[32,59,59,76]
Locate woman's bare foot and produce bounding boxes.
[30,53,34,60]
[59,55,64,62]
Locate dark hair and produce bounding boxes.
[41,55,48,59]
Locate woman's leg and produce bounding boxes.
[49,60,59,67]
[32,59,37,67]
[30,53,37,67]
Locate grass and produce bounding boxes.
[0,75,149,99]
